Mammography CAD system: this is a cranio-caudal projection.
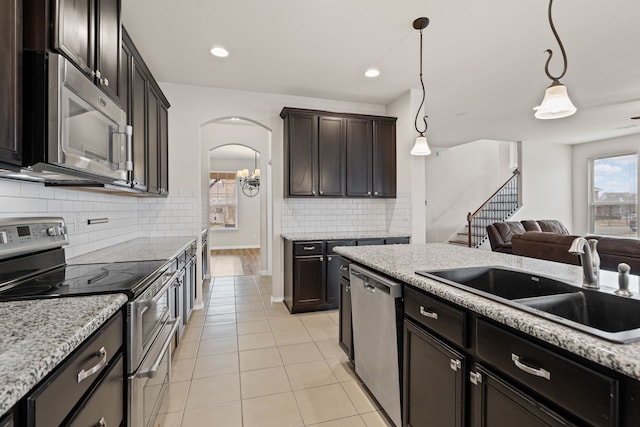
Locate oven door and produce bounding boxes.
[128,317,180,427]
[128,269,181,372]
[47,53,131,183]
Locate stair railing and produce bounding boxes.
[467,169,521,247]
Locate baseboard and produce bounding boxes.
[271,296,284,303]
[210,245,260,250]
[193,302,204,310]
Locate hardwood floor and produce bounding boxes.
[210,249,260,276]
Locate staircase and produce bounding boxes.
[449,169,521,248]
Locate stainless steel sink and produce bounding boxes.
[416,266,640,343]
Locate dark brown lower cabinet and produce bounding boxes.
[339,276,353,361]
[403,319,465,427]
[292,254,325,309]
[0,0,21,168]
[469,364,574,427]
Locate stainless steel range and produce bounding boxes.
[0,217,181,427]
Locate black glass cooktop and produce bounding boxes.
[0,260,168,301]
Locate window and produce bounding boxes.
[589,153,638,237]
[210,172,238,229]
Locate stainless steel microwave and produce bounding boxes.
[19,52,132,185]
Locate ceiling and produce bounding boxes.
[210,144,257,161]
[122,0,640,147]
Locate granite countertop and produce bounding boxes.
[334,243,640,381]
[68,236,197,264]
[0,294,127,416]
[281,232,410,241]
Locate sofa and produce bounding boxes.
[487,220,640,273]
[486,219,569,254]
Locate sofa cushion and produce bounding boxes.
[494,222,526,242]
[521,220,542,232]
[512,232,581,265]
[537,220,570,234]
[588,235,640,273]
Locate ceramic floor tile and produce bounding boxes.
[236,301,266,312]
[154,411,183,427]
[240,366,292,399]
[327,311,340,326]
[238,332,276,351]
[192,352,239,379]
[209,296,236,306]
[315,339,346,359]
[325,357,358,382]
[278,342,324,365]
[294,383,358,425]
[237,320,271,335]
[197,336,238,356]
[203,313,236,325]
[235,294,264,304]
[208,304,236,315]
[285,360,338,390]
[172,340,199,360]
[171,357,196,382]
[201,323,237,339]
[158,381,190,413]
[265,305,292,318]
[239,347,283,371]
[307,326,339,342]
[241,391,304,427]
[306,415,367,427]
[273,328,313,346]
[360,410,394,427]
[299,313,336,329]
[180,401,242,427]
[341,381,379,413]
[236,310,268,323]
[180,325,203,342]
[185,373,241,409]
[268,317,305,332]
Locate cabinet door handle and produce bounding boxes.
[319,256,324,262]
[103,78,109,87]
[96,417,107,427]
[77,347,107,383]
[339,265,348,271]
[511,354,551,380]
[450,359,461,372]
[320,190,324,195]
[367,191,371,196]
[419,306,438,320]
[470,371,482,385]
[327,256,332,261]
[374,191,378,195]
[312,190,316,195]
[345,285,350,293]
[303,246,316,251]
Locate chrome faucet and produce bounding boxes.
[568,238,600,289]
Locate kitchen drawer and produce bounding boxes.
[294,241,324,256]
[357,238,384,246]
[385,237,410,245]
[326,239,355,254]
[404,287,466,348]
[476,319,618,427]
[68,354,124,427]
[27,312,123,427]
[339,257,352,280]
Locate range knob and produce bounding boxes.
[47,227,58,237]
[0,231,7,244]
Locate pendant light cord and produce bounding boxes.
[414,27,428,136]
[543,0,568,81]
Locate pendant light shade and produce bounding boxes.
[534,80,577,119]
[411,136,431,156]
[534,0,576,120]
[411,17,431,156]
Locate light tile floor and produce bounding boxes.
[156,275,393,427]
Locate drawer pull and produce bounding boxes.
[419,306,438,320]
[303,246,316,251]
[345,285,351,293]
[340,265,349,271]
[512,353,551,380]
[77,347,107,383]
[470,371,482,385]
[96,417,107,427]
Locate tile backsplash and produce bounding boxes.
[0,179,199,259]
[282,193,411,235]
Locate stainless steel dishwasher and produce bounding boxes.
[350,265,403,427]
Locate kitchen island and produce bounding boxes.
[335,243,640,426]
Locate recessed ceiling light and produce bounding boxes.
[364,69,380,78]
[210,47,229,58]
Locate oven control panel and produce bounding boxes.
[0,217,69,259]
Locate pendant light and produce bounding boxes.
[533,0,577,120]
[411,17,431,156]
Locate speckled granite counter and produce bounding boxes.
[0,294,127,416]
[281,232,410,241]
[68,236,197,264]
[334,243,640,381]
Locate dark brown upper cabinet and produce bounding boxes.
[55,0,121,103]
[281,107,396,198]
[0,0,22,168]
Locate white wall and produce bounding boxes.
[571,133,640,235]
[511,141,573,230]
[209,156,261,249]
[423,140,514,243]
[160,82,386,300]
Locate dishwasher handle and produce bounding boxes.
[351,269,392,295]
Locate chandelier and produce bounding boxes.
[237,152,260,197]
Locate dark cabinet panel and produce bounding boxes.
[147,87,160,194]
[96,0,121,101]
[55,0,94,75]
[130,58,147,190]
[293,256,324,306]
[286,112,317,196]
[470,365,574,427]
[372,120,396,197]
[326,254,341,306]
[159,102,169,195]
[120,40,131,116]
[339,277,353,361]
[318,116,345,196]
[345,118,372,197]
[0,0,21,167]
[403,319,465,427]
